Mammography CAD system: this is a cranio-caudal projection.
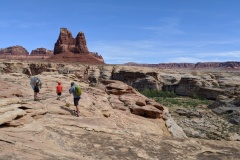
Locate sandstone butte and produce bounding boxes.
[0,60,240,159]
[0,28,104,64]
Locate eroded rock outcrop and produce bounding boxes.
[54,28,78,54]
[173,76,224,100]
[102,80,166,118]
[52,28,104,64]
[0,45,29,56]
[0,46,55,61]
[209,95,240,126]
[30,48,53,57]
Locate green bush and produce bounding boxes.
[141,89,176,98]
[155,97,212,108]
[141,89,212,108]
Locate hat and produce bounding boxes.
[58,82,61,85]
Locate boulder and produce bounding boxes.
[164,107,188,139]
[0,97,21,107]
[0,109,26,125]
[109,95,127,111]
[130,105,163,118]
[0,104,22,114]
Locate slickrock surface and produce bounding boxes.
[0,60,240,159]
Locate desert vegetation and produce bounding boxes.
[141,89,212,108]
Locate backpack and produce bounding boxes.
[75,85,82,96]
[30,77,41,89]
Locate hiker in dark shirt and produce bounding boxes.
[30,77,41,101]
[34,81,40,101]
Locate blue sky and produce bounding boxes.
[1,0,240,64]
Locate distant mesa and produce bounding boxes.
[125,61,240,69]
[0,45,28,56]
[30,48,53,57]
[0,46,53,60]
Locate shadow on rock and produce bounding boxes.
[60,106,75,116]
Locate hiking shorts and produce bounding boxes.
[57,93,62,96]
[34,86,39,93]
[74,97,80,106]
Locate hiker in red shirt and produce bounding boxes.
[56,82,63,100]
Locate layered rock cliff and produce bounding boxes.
[53,28,89,54]
[30,48,53,57]
[52,28,104,64]
[126,61,240,69]
[0,45,29,56]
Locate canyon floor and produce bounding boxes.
[0,60,240,160]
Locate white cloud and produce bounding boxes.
[141,17,185,35]
[141,26,184,35]
[88,39,240,64]
[199,51,240,58]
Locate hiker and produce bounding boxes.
[30,77,42,101]
[56,82,63,100]
[69,82,81,117]
[34,81,40,101]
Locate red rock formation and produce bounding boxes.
[52,28,104,64]
[54,28,89,54]
[75,32,89,53]
[30,48,53,57]
[0,45,29,56]
[54,28,76,54]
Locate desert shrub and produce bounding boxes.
[155,97,212,108]
[141,89,212,108]
[141,89,176,98]
[191,71,198,76]
[192,93,204,100]
[65,103,70,107]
